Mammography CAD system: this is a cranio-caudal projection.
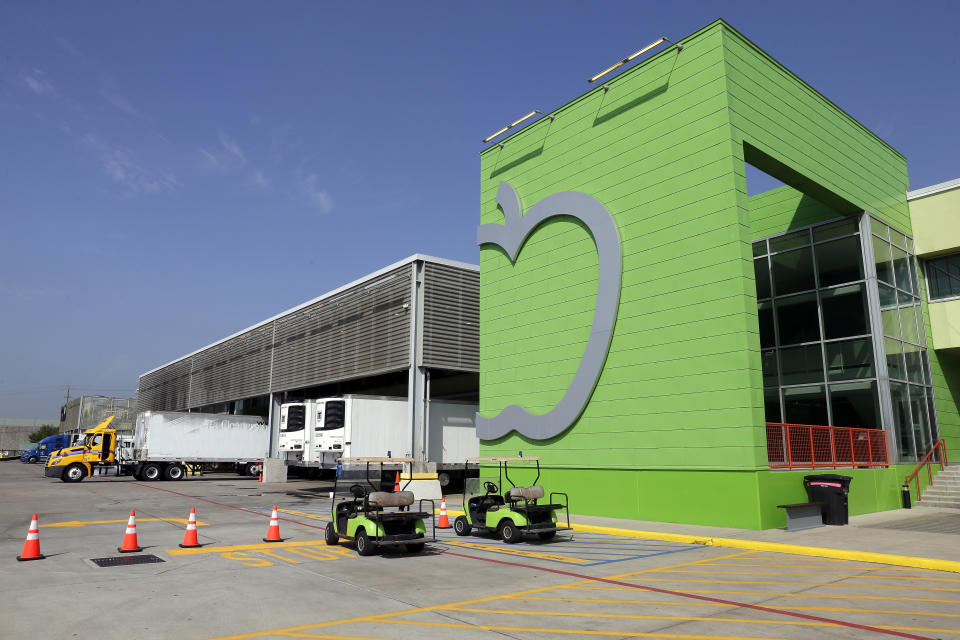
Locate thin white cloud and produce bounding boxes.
[23,69,54,95]
[218,131,246,163]
[248,113,262,126]
[296,169,333,213]
[82,133,177,196]
[101,89,137,116]
[249,170,270,190]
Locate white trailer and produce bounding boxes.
[278,395,479,487]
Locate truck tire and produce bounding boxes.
[140,463,162,481]
[437,471,450,487]
[164,464,185,481]
[244,462,262,477]
[27,456,38,464]
[62,463,87,483]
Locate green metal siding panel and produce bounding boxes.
[479,23,766,471]
[748,186,845,240]
[720,25,911,233]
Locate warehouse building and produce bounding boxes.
[477,19,958,528]
[137,255,479,465]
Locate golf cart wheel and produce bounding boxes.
[355,529,377,556]
[324,522,339,546]
[405,542,425,554]
[537,530,556,540]
[453,515,471,537]
[28,456,38,464]
[499,519,522,544]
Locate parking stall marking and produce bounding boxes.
[166,538,355,567]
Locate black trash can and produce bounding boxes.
[803,474,852,525]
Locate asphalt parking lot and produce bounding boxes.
[4,461,960,640]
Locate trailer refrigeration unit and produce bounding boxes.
[45,412,269,482]
[278,395,479,488]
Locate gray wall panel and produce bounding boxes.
[422,263,479,371]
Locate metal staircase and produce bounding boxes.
[918,463,960,509]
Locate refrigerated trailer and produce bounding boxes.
[278,395,479,487]
[45,412,269,482]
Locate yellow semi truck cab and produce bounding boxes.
[45,416,120,482]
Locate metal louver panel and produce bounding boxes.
[137,358,191,411]
[422,262,479,371]
[188,324,273,407]
[271,266,412,391]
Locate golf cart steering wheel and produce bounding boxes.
[483,481,498,494]
[349,484,366,499]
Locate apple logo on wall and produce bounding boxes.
[477,181,622,441]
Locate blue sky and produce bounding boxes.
[1,1,958,418]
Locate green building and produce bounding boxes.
[477,19,959,529]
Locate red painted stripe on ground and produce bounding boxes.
[442,550,934,640]
[130,482,328,531]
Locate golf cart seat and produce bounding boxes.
[506,485,545,502]
[368,491,415,508]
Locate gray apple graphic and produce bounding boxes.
[477,181,622,440]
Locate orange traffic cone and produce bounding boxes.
[394,471,401,492]
[263,505,282,542]
[258,472,262,483]
[179,507,201,548]
[437,498,451,529]
[16,514,45,561]
[118,509,143,553]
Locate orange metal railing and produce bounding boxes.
[905,439,948,502]
[766,422,889,470]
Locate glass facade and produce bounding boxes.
[754,214,938,463]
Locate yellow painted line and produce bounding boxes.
[379,619,789,639]
[441,538,590,564]
[435,507,465,516]
[277,508,329,521]
[43,518,208,528]
[516,595,960,619]
[573,586,960,604]
[698,562,947,571]
[167,539,332,556]
[655,568,960,582]
[623,577,960,592]
[201,550,751,640]
[570,523,960,574]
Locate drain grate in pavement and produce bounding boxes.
[90,555,165,567]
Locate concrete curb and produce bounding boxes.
[436,508,960,574]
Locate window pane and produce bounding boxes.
[762,349,778,386]
[928,391,939,444]
[890,382,915,461]
[815,235,863,287]
[813,219,857,242]
[770,230,809,252]
[775,293,820,344]
[825,338,874,380]
[870,217,888,238]
[892,245,910,291]
[873,237,893,285]
[771,247,815,295]
[829,380,879,429]
[920,350,931,386]
[878,283,897,307]
[764,388,781,423]
[780,344,824,385]
[900,305,919,344]
[926,253,960,300]
[910,384,930,455]
[903,343,923,384]
[881,306,901,338]
[890,228,907,249]
[754,258,771,299]
[821,284,869,339]
[885,338,905,381]
[758,302,775,348]
[752,240,767,257]
[783,385,828,425]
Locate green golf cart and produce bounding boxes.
[453,456,570,543]
[324,457,436,556]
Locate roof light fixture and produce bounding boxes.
[588,37,682,84]
[483,110,541,144]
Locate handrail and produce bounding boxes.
[766,422,889,470]
[905,439,948,502]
